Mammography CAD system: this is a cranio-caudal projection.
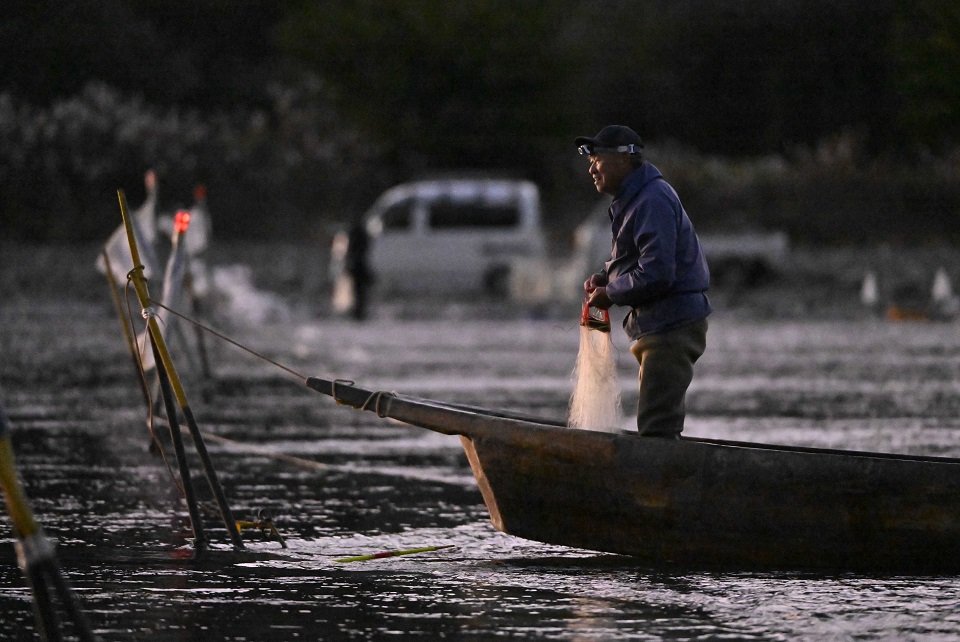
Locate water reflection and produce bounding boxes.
[3,301,960,639]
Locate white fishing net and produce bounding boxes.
[568,325,622,432]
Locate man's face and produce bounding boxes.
[587,153,633,195]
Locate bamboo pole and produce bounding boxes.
[0,404,95,641]
[151,342,208,552]
[117,189,243,550]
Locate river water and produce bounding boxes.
[3,256,960,640]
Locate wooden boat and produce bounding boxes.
[306,376,960,573]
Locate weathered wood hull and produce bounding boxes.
[307,377,960,572]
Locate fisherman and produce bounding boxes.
[578,126,711,438]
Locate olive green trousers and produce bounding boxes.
[629,318,708,438]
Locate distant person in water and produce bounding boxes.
[577,125,711,438]
[345,219,372,320]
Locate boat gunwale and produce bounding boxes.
[305,376,960,466]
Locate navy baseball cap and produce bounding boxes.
[575,125,644,156]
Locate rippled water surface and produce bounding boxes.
[3,287,960,640]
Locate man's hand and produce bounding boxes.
[587,286,613,309]
[583,272,607,293]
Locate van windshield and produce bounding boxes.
[429,201,520,228]
[381,200,413,230]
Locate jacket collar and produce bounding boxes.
[609,162,663,221]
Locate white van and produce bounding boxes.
[335,178,547,297]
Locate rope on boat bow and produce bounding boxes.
[361,390,396,418]
[329,379,396,417]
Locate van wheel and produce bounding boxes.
[484,266,511,297]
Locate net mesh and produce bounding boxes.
[568,325,623,432]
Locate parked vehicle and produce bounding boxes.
[331,178,547,299]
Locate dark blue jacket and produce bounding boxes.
[603,162,711,339]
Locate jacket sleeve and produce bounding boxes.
[605,189,679,306]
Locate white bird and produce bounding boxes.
[932,267,955,303]
[185,184,212,255]
[185,184,213,298]
[860,270,879,308]
[96,169,161,283]
[931,267,959,320]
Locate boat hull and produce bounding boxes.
[306,377,960,572]
[460,429,960,571]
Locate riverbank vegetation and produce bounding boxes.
[2,1,958,244]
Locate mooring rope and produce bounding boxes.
[146,298,308,382]
[327,379,396,415]
[126,292,407,444]
[148,302,399,412]
[361,390,395,417]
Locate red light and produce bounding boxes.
[174,210,191,234]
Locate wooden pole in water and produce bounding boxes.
[156,211,199,377]
[101,249,151,407]
[117,189,244,550]
[189,287,214,386]
[0,404,95,641]
[151,341,208,552]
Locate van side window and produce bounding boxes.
[381,200,413,230]
[429,201,520,228]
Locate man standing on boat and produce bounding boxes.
[577,125,711,438]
